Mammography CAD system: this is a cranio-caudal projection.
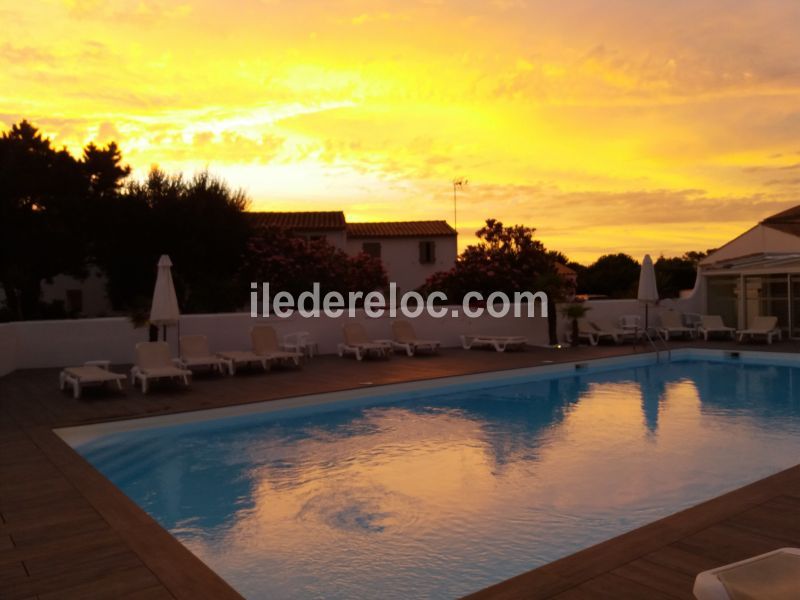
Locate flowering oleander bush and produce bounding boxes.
[244,224,387,300]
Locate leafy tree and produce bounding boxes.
[243,224,387,300]
[82,142,130,199]
[578,253,640,298]
[684,250,709,264]
[421,219,558,297]
[420,219,572,344]
[0,120,128,319]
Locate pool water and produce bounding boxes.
[76,358,800,599]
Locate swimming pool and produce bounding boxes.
[65,351,800,599]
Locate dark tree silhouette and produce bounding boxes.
[0,120,129,319]
[94,167,252,313]
[577,253,641,298]
[655,252,705,298]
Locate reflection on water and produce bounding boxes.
[81,360,800,600]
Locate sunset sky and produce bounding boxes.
[4,0,800,262]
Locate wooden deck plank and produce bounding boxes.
[641,544,722,576]
[0,528,125,567]
[37,567,171,600]
[610,558,696,598]
[572,572,681,600]
[5,508,108,545]
[674,522,794,564]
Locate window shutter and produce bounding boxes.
[419,241,435,264]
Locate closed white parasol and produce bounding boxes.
[637,254,659,329]
[149,255,180,339]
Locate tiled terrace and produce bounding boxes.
[1,341,800,599]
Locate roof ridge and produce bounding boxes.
[249,210,345,215]
[347,219,450,224]
[762,204,800,223]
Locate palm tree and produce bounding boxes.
[560,303,591,347]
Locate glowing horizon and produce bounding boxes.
[4,0,800,262]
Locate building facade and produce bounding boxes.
[252,211,458,292]
[345,221,458,293]
[697,205,800,336]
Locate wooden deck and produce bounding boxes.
[1,341,800,599]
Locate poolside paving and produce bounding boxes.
[1,340,800,599]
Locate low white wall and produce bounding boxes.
[0,323,17,377]
[0,281,715,377]
[12,318,149,370]
[580,283,705,331]
[1,306,551,374]
[182,305,550,355]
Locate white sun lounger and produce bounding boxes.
[698,315,736,341]
[571,318,600,346]
[737,315,782,344]
[131,342,191,394]
[391,320,440,356]
[178,335,228,374]
[59,363,126,399]
[338,322,391,360]
[589,318,629,343]
[460,334,527,352]
[251,325,303,367]
[657,311,695,341]
[694,547,800,600]
[215,350,269,375]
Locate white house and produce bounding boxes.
[345,221,458,293]
[252,211,458,292]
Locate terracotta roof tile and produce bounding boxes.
[249,211,346,231]
[347,221,456,238]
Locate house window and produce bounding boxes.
[745,275,788,330]
[362,242,381,258]
[419,240,436,264]
[707,276,739,329]
[66,289,83,314]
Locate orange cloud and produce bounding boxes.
[3,0,800,260]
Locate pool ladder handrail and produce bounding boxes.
[641,328,671,362]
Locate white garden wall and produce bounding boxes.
[0,306,551,374]
[0,323,17,377]
[580,279,704,332]
[0,277,713,377]
[11,318,149,371]
[174,306,552,356]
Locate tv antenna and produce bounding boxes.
[452,178,468,232]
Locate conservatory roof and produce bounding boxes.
[702,252,800,275]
